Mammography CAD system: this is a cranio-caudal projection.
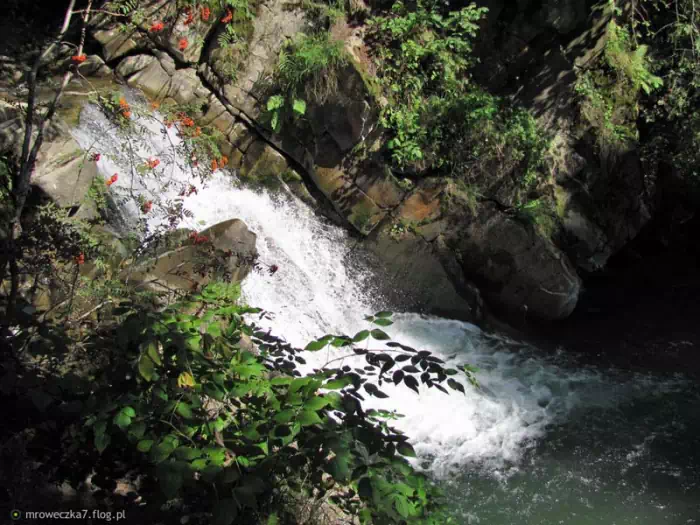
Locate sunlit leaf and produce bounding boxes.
[370,329,390,340]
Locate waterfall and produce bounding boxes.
[73,95,700,523]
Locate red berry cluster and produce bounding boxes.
[189,232,210,245]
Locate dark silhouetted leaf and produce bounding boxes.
[404,375,419,393]
[358,477,373,499]
[397,442,416,457]
[448,378,465,393]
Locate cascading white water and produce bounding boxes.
[73,95,700,523]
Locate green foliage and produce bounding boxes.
[575,13,664,151]
[605,20,663,95]
[79,285,475,523]
[633,0,700,187]
[514,198,558,238]
[277,32,348,100]
[265,32,348,132]
[213,0,257,81]
[575,69,639,147]
[296,0,347,29]
[388,220,416,241]
[368,0,549,189]
[369,0,486,168]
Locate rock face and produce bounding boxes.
[470,0,654,274]
[555,148,652,271]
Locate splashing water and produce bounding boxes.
[73,96,700,524]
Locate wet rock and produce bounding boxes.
[167,68,202,105]
[92,25,148,62]
[239,140,288,182]
[115,55,157,78]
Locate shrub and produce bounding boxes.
[367,0,549,194]
[77,286,474,524]
[266,32,349,131]
[575,16,663,154]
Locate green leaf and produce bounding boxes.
[113,411,132,429]
[397,442,416,458]
[271,112,280,133]
[137,439,154,452]
[212,498,239,525]
[373,318,394,326]
[304,396,330,411]
[394,494,413,518]
[404,375,419,393]
[205,447,227,466]
[176,402,194,419]
[299,410,323,427]
[149,442,176,464]
[375,311,393,318]
[174,446,202,460]
[292,98,307,116]
[331,336,351,347]
[289,377,311,393]
[144,341,162,366]
[207,322,222,337]
[352,330,370,342]
[448,378,465,394]
[370,329,390,340]
[330,454,350,480]
[191,458,208,470]
[267,95,284,111]
[394,483,415,497]
[305,339,328,351]
[138,354,155,381]
[129,421,146,439]
[324,376,352,390]
[122,406,136,417]
[94,432,111,454]
[274,410,295,423]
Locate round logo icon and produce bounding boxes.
[11,509,21,520]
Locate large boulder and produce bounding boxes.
[555,148,652,271]
[449,203,581,321]
[374,179,582,321]
[0,105,98,210]
[92,23,149,62]
[126,219,258,296]
[364,229,485,322]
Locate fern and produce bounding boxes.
[107,0,138,15]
